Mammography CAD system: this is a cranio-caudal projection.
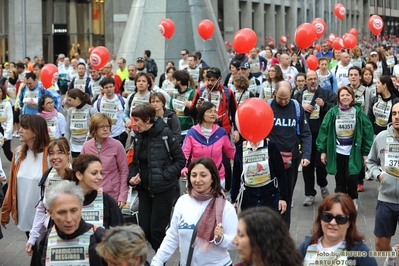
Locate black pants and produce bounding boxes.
[222,151,232,191]
[303,140,328,197]
[113,131,128,148]
[282,157,300,229]
[335,153,358,199]
[357,166,365,185]
[0,126,13,162]
[138,188,175,252]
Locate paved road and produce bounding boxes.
[0,138,393,265]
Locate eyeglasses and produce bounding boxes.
[45,101,54,105]
[98,125,111,130]
[320,212,349,225]
[269,70,276,72]
[150,100,162,104]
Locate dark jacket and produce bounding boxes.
[292,85,337,135]
[231,139,287,202]
[32,219,106,266]
[162,108,182,143]
[299,236,377,266]
[367,94,399,135]
[128,117,185,195]
[39,168,124,229]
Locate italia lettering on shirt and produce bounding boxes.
[273,118,296,127]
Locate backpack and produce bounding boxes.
[267,99,301,135]
[145,59,158,77]
[96,94,125,111]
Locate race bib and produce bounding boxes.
[172,95,186,115]
[335,108,356,138]
[46,116,58,140]
[82,188,104,227]
[242,142,271,187]
[235,91,250,106]
[248,78,257,95]
[74,78,86,92]
[373,98,392,127]
[261,82,274,100]
[124,80,136,95]
[201,90,221,111]
[70,109,89,135]
[302,91,320,119]
[100,100,118,124]
[23,90,39,107]
[385,136,399,178]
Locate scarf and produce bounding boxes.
[40,108,57,120]
[338,103,352,111]
[190,187,226,250]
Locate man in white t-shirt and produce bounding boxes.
[93,77,127,147]
[279,54,298,87]
[330,52,353,88]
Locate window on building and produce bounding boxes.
[370,0,374,6]
[377,0,383,7]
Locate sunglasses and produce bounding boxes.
[181,53,187,56]
[320,212,349,225]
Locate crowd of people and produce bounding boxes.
[0,42,397,265]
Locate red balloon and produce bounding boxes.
[88,46,94,54]
[233,28,257,54]
[315,44,321,52]
[159,18,175,39]
[332,38,343,50]
[349,28,358,37]
[306,55,318,71]
[90,46,109,70]
[312,18,327,39]
[334,3,346,20]
[295,23,317,50]
[269,40,274,45]
[328,33,336,42]
[343,33,357,49]
[368,15,384,35]
[198,19,214,40]
[286,34,290,39]
[235,98,274,142]
[41,64,58,89]
[280,35,287,44]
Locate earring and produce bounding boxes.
[146,124,149,127]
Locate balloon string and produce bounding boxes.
[165,39,169,58]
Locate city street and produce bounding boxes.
[0,138,394,265]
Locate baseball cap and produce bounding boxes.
[370,51,378,56]
[136,57,145,62]
[240,62,250,69]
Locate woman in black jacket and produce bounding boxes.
[128,103,185,252]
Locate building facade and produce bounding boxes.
[0,0,397,64]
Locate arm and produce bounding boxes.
[188,89,201,120]
[68,78,74,91]
[116,144,129,203]
[320,90,337,113]
[181,133,193,174]
[85,78,92,97]
[360,111,374,155]
[58,113,67,136]
[332,75,338,94]
[28,201,46,245]
[228,89,238,129]
[3,102,13,139]
[127,139,140,185]
[216,202,238,250]
[316,110,332,154]
[151,201,181,265]
[222,133,236,160]
[366,133,383,180]
[299,107,312,160]
[367,96,376,123]
[103,193,125,228]
[231,142,243,203]
[124,94,132,121]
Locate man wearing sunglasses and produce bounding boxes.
[367,102,399,265]
[179,49,189,70]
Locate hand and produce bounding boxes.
[26,243,33,256]
[232,130,240,144]
[302,103,314,113]
[122,92,129,98]
[301,159,310,167]
[378,173,384,183]
[321,153,327,165]
[117,201,126,209]
[315,98,325,107]
[129,173,141,186]
[125,120,131,128]
[278,200,287,214]
[196,98,203,108]
[363,156,368,165]
[213,223,224,242]
[184,99,191,108]
[1,222,7,229]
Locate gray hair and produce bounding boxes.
[45,180,84,210]
[96,225,147,265]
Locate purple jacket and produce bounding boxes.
[182,124,235,180]
[81,137,129,203]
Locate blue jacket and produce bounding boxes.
[68,77,92,96]
[316,50,333,59]
[299,236,377,266]
[19,81,61,115]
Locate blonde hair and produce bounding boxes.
[96,225,147,265]
[89,113,112,138]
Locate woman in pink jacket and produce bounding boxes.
[182,102,235,189]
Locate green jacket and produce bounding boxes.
[316,105,374,175]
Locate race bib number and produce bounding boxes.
[373,99,392,127]
[202,91,221,111]
[335,109,356,137]
[242,143,271,187]
[302,92,319,119]
[101,101,118,124]
[172,95,186,115]
[385,136,399,178]
[70,109,89,135]
[47,117,57,139]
